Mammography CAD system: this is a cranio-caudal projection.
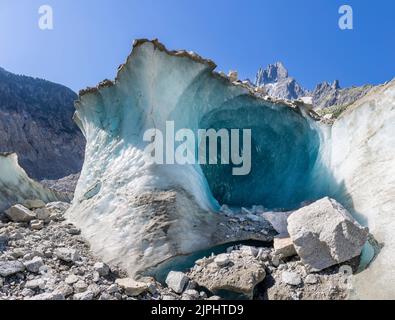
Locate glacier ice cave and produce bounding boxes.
[63,40,395,299]
[199,99,322,209]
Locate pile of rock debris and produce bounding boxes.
[0,197,369,300]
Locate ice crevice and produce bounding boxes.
[66,39,395,299]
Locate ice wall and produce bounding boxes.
[67,40,325,277]
[68,39,395,299]
[0,153,68,212]
[328,81,395,299]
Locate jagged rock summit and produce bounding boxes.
[254,62,375,109]
[255,62,308,100]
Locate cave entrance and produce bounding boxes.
[199,98,322,211]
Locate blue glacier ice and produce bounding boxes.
[66,40,395,299]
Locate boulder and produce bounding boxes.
[25,278,46,290]
[65,274,79,285]
[182,289,200,300]
[260,211,293,236]
[30,220,44,230]
[281,271,302,286]
[0,261,25,277]
[23,199,45,210]
[73,291,94,300]
[54,248,80,263]
[46,202,70,214]
[273,237,297,258]
[24,257,44,273]
[5,205,36,222]
[74,280,88,293]
[35,208,51,222]
[214,254,230,267]
[189,248,266,299]
[115,278,148,296]
[94,262,110,276]
[165,271,189,294]
[287,197,369,271]
[304,274,318,285]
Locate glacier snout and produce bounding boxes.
[67,39,395,300]
[67,40,328,277]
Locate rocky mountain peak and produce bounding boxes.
[254,62,309,100]
[332,80,340,90]
[255,62,289,86]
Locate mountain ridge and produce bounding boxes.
[0,66,85,180]
[253,62,375,109]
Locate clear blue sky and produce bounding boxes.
[1,0,394,92]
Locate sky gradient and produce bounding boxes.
[0,0,394,92]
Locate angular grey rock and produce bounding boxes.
[107,284,119,294]
[24,257,44,273]
[165,271,189,294]
[214,254,230,267]
[35,208,51,222]
[273,237,297,258]
[67,227,81,235]
[182,289,200,300]
[189,248,266,299]
[207,295,222,300]
[54,248,79,263]
[304,274,318,285]
[55,283,74,297]
[30,220,44,230]
[73,280,88,293]
[73,290,94,300]
[240,245,259,257]
[94,262,110,276]
[281,271,302,286]
[25,278,46,289]
[115,278,148,296]
[65,274,79,285]
[287,197,369,271]
[0,261,25,277]
[21,288,34,297]
[23,199,45,210]
[5,205,36,222]
[27,292,65,300]
[46,202,70,213]
[260,211,293,237]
